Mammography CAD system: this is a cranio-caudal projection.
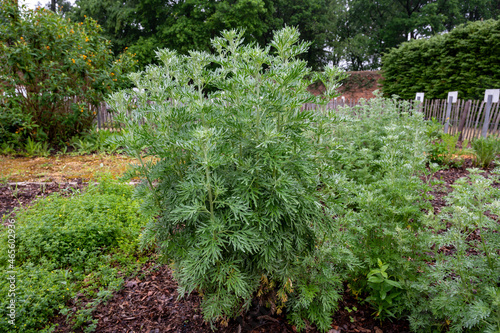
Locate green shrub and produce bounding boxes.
[325,97,432,319]
[0,3,136,146]
[108,27,348,330]
[407,169,500,332]
[382,19,500,100]
[0,94,37,149]
[471,136,500,168]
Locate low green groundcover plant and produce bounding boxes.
[0,178,149,332]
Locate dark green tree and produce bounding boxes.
[69,0,340,70]
[329,0,500,70]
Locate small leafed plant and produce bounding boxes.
[108,27,347,330]
[0,178,149,332]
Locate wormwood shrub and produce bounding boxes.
[108,27,347,330]
[326,98,433,317]
[407,169,500,332]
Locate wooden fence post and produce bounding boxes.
[482,95,493,138]
[444,92,458,134]
[482,90,500,138]
[457,100,471,141]
[415,93,424,113]
[96,105,101,130]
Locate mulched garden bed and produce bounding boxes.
[0,162,495,333]
[0,180,87,219]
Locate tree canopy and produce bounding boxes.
[69,0,339,70]
[67,0,500,70]
[328,0,500,70]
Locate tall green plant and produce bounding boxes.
[108,27,347,330]
[471,137,500,169]
[325,97,433,320]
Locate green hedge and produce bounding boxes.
[381,19,500,100]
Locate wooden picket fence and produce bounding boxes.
[419,98,500,141]
[303,98,500,140]
[96,97,500,140]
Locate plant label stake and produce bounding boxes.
[481,89,499,138]
[444,91,458,134]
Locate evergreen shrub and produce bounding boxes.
[108,27,348,330]
[381,19,500,100]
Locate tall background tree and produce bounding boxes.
[69,0,338,69]
[328,0,500,70]
[67,0,500,70]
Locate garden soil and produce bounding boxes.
[309,71,383,100]
[3,156,496,333]
[0,154,138,183]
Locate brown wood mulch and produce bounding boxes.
[0,180,87,219]
[1,162,495,333]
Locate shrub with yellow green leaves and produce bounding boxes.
[0,2,136,146]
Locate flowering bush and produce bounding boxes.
[0,3,136,146]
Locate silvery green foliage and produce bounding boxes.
[408,169,500,333]
[107,27,349,331]
[323,97,434,319]
[329,97,432,268]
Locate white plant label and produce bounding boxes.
[484,89,500,103]
[447,91,458,103]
